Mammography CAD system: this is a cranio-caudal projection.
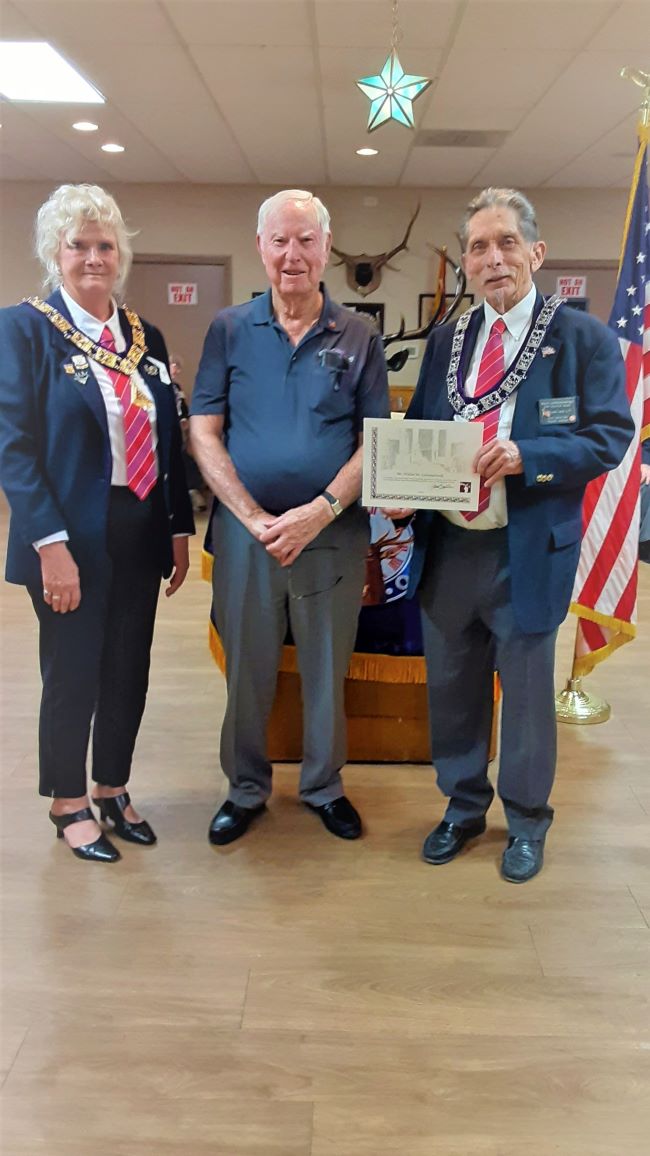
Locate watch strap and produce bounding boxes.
[322,490,343,517]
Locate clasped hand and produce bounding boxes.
[251,499,332,567]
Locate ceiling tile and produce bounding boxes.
[12,0,177,44]
[166,0,313,47]
[400,145,495,186]
[0,0,646,189]
[0,0,41,37]
[57,42,254,182]
[191,45,326,183]
[545,111,640,187]
[454,0,618,51]
[0,102,114,182]
[314,0,461,49]
[586,1,650,50]
[423,48,575,132]
[474,49,644,187]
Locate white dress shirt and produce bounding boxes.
[34,290,160,549]
[444,284,537,530]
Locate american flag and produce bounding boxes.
[570,134,650,676]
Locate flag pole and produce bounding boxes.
[555,623,611,725]
[556,66,650,726]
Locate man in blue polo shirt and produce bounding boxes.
[190,189,390,845]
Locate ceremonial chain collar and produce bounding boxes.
[447,294,565,420]
[24,296,147,376]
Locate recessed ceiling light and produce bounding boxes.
[73,120,99,132]
[0,42,104,103]
[356,147,379,156]
[101,142,125,153]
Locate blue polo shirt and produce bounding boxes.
[191,285,390,513]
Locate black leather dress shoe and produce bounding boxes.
[422,818,486,865]
[501,836,544,883]
[208,800,265,846]
[93,791,156,846]
[306,796,362,840]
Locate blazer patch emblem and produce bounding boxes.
[70,354,89,384]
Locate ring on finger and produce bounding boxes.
[52,594,62,600]
[43,589,50,596]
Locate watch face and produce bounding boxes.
[324,491,342,516]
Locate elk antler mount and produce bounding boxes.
[382,246,467,373]
[330,204,420,297]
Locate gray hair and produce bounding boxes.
[460,187,539,250]
[257,189,331,238]
[35,183,135,295]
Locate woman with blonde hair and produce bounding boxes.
[0,184,194,862]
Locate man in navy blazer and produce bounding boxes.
[402,187,633,882]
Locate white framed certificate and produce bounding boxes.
[362,417,482,511]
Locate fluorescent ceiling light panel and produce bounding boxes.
[0,42,104,103]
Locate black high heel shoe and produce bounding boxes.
[92,791,157,846]
[49,807,121,863]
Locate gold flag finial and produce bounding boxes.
[620,66,650,133]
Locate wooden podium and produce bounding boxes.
[209,623,499,764]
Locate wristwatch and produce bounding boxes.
[322,490,343,518]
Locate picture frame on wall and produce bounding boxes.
[418,292,475,327]
[343,301,385,334]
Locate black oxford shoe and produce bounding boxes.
[501,836,545,883]
[422,818,486,865]
[306,796,362,840]
[208,800,266,846]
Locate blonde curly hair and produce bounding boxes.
[35,183,136,296]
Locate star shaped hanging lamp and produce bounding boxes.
[357,49,431,132]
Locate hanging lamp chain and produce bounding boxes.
[391,0,402,51]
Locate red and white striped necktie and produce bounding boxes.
[100,325,157,500]
[463,316,507,522]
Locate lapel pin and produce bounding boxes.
[541,345,556,358]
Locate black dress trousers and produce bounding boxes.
[29,487,163,798]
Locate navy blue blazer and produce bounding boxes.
[0,290,194,588]
[407,294,634,634]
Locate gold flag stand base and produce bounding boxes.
[555,678,611,725]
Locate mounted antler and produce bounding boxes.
[331,204,420,297]
[382,247,467,353]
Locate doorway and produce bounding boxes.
[127,257,230,399]
[536,260,618,324]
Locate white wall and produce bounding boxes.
[0,181,628,383]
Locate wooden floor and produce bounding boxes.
[1,501,649,1155]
